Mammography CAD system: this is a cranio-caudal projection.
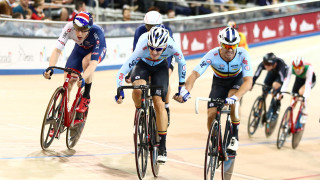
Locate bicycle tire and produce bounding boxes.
[265,98,277,137]
[66,94,87,149]
[292,113,305,149]
[276,107,291,149]
[134,108,149,180]
[222,119,235,180]
[149,106,160,177]
[204,120,219,180]
[247,97,264,137]
[40,86,65,150]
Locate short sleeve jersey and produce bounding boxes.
[193,47,253,78]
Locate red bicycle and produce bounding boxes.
[40,66,88,150]
[276,92,306,149]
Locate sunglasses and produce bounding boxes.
[293,66,303,70]
[148,46,164,52]
[221,43,238,50]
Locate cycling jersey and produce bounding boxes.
[56,21,106,62]
[280,64,316,99]
[253,57,288,86]
[116,32,186,88]
[193,47,253,78]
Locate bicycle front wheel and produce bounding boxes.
[149,107,160,177]
[134,108,149,180]
[247,97,264,137]
[204,120,219,180]
[292,113,305,149]
[40,86,65,150]
[276,107,291,149]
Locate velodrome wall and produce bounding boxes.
[0,12,319,75]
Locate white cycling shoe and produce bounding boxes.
[227,137,239,152]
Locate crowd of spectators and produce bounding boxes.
[0,0,301,22]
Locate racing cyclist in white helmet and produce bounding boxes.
[115,26,188,164]
[174,27,253,154]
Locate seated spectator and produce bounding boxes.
[67,0,86,21]
[168,0,192,16]
[167,9,175,18]
[190,0,212,15]
[12,12,23,18]
[0,0,16,16]
[31,2,45,20]
[83,0,109,8]
[122,7,131,21]
[13,0,30,19]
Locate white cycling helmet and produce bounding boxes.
[148,25,169,48]
[218,27,240,45]
[144,11,162,25]
[292,56,304,67]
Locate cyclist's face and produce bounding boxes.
[294,66,304,75]
[148,45,165,60]
[220,44,236,61]
[74,29,89,40]
[263,63,274,71]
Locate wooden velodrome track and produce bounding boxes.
[1,36,320,180]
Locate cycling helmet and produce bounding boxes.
[73,11,93,31]
[227,20,238,29]
[263,52,277,65]
[144,11,162,25]
[292,56,304,67]
[218,27,240,45]
[148,25,169,48]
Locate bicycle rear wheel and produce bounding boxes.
[66,95,87,149]
[149,107,160,177]
[204,120,219,180]
[276,107,291,149]
[292,114,305,149]
[247,97,264,137]
[134,108,149,180]
[40,86,65,150]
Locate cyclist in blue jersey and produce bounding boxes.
[43,11,107,114]
[174,27,253,153]
[115,26,188,164]
[126,10,175,127]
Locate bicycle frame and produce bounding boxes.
[287,95,304,133]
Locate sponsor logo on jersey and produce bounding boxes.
[67,28,71,32]
[143,46,148,51]
[58,40,65,46]
[238,52,242,55]
[245,65,250,71]
[174,52,180,57]
[209,102,215,107]
[168,45,173,49]
[242,58,248,65]
[96,40,100,44]
[231,64,238,67]
[129,60,137,68]
[214,53,218,56]
[200,61,206,68]
[219,64,225,68]
[206,59,211,64]
[119,73,124,81]
[135,76,140,79]
[182,64,186,71]
[136,57,141,61]
[94,33,99,40]
[92,52,99,55]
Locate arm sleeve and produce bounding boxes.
[303,66,314,99]
[193,51,212,76]
[252,63,265,85]
[240,50,253,77]
[280,65,292,93]
[91,30,107,61]
[56,23,71,50]
[170,39,186,83]
[278,62,287,83]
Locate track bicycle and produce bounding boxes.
[40,66,88,150]
[117,85,162,180]
[195,97,235,180]
[276,92,306,149]
[247,83,280,137]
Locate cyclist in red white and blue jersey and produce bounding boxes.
[43,11,107,113]
[115,25,187,164]
[175,27,253,154]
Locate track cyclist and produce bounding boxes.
[174,27,253,154]
[278,56,316,125]
[115,25,188,164]
[126,10,175,127]
[251,52,288,122]
[43,11,106,114]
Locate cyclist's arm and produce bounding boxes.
[170,38,187,84]
[278,61,287,84]
[234,76,253,99]
[280,65,292,93]
[185,70,200,92]
[303,65,314,99]
[48,48,62,66]
[252,63,264,86]
[237,49,253,97]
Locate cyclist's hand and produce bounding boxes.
[276,93,283,100]
[225,95,238,104]
[125,75,131,83]
[115,90,125,104]
[43,67,54,79]
[77,79,85,88]
[173,86,190,103]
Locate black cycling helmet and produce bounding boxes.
[263,52,277,66]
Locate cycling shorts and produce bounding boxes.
[131,60,169,102]
[264,70,284,86]
[66,44,105,72]
[208,73,243,108]
[292,74,316,94]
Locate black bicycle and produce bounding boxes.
[195,97,235,180]
[117,85,161,180]
[247,83,280,137]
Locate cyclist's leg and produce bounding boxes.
[131,61,151,108]
[165,63,174,127]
